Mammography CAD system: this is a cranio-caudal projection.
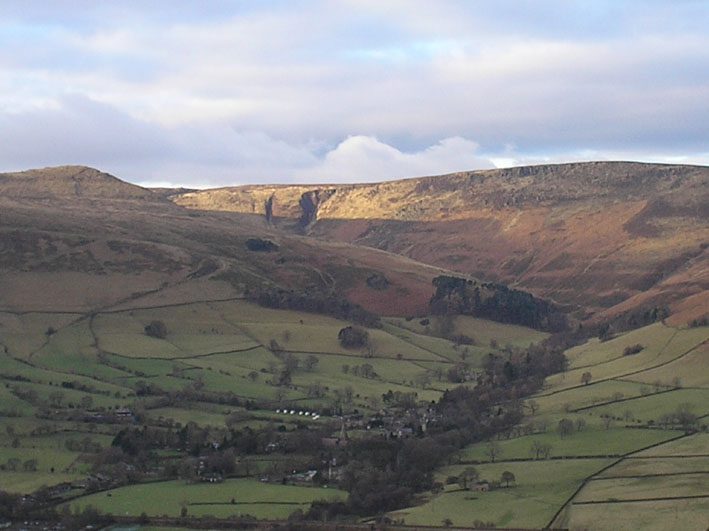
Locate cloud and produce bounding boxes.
[295,136,494,183]
[0,95,493,187]
[0,1,707,185]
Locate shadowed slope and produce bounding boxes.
[172,162,709,321]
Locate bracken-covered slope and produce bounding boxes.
[172,162,709,323]
[0,166,449,317]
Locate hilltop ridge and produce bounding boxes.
[0,165,161,201]
[170,161,709,322]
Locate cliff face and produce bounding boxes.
[170,162,709,321]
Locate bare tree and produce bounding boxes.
[458,466,479,489]
[527,399,539,416]
[486,441,502,463]
[557,418,574,438]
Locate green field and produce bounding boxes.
[459,426,680,461]
[1,295,707,529]
[69,478,347,519]
[390,459,611,528]
[558,498,709,531]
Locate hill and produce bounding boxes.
[0,166,452,317]
[172,161,709,324]
[0,164,707,530]
[0,166,160,200]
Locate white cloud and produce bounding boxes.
[296,136,494,183]
[0,1,707,186]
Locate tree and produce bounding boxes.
[557,418,574,438]
[145,320,167,339]
[581,371,592,385]
[274,388,287,402]
[284,354,300,372]
[458,466,479,489]
[49,390,65,407]
[485,441,502,463]
[80,395,93,409]
[248,371,259,382]
[501,470,516,487]
[527,399,539,416]
[23,459,38,471]
[530,440,552,460]
[304,355,319,372]
[338,326,369,348]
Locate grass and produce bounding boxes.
[0,471,85,494]
[558,498,709,531]
[598,456,709,478]
[533,379,649,414]
[625,342,709,388]
[576,473,709,502]
[390,459,611,529]
[543,324,706,393]
[69,478,347,519]
[458,426,681,462]
[387,315,548,351]
[585,388,709,422]
[1,297,705,529]
[633,433,709,457]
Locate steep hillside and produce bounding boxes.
[0,166,449,317]
[172,162,709,322]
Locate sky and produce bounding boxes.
[1,1,707,188]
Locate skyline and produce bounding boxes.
[1,1,707,188]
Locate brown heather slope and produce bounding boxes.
[0,166,447,316]
[172,162,709,323]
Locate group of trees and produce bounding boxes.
[429,276,567,332]
[338,326,369,348]
[249,288,381,328]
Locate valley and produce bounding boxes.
[0,163,707,530]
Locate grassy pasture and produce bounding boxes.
[533,379,648,414]
[566,323,674,369]
[585,388,709,422]
[576,473,709,502]
[34,347,128,381]
[147,407,230,427]
[625,342,708,388]
[543,324,705,393]
[559,498,709,531]
[388,315,548,350]
[191,348,281,372]
[598,456,709,477]
[633,432,709,457]
[459,426,681,462]
[0,348,128,396]
[0,312,81,360]
[5,380,121,409]
[1,446,80,473]
[0,471,84,494]
[390,458,611,529]
[167,333,258,355]
[381,321,462,362]
[69,478,347,519]
[0,383,36,415]
[210,300,338,326]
